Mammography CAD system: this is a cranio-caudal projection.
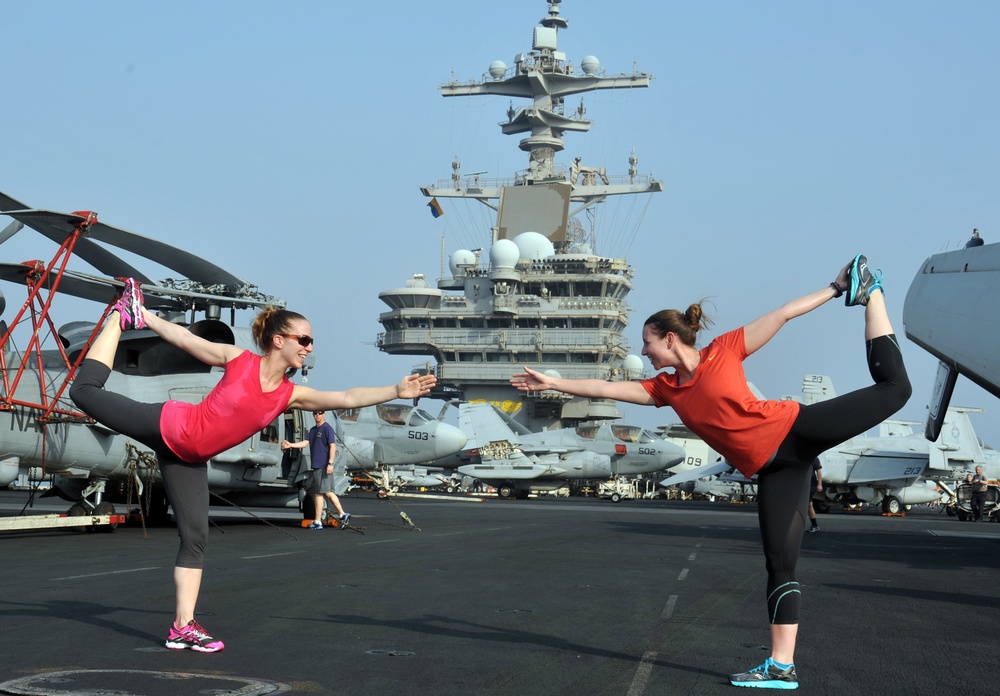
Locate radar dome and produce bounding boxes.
[489,60,507,80]
[622,354,644,378]
[542,369,562,379]
[581,55,600,75]
[449,249,477,276]
[513,231,555,261]
[489,239,520,269]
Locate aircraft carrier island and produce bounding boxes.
[376,0,662,433]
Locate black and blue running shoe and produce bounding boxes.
[846,254,876,307]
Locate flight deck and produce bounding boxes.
[1,490,997,695]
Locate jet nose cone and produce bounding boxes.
[435,423,468,457]
[662,443,686,468]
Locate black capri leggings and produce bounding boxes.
[756,334,911,624]
[70,359,209,569]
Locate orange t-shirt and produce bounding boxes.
[640,327,799,477]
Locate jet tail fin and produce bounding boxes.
[801,375,836,403]
[934,407,986,468]
[458,402,517,450]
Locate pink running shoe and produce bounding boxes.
[113,278,146,330]
[165,619,225,653]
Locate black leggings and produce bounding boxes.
[70,359,209,569]
[756,334,911,624]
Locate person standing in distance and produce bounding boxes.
[283,410,350,529]
[970,465,990,522]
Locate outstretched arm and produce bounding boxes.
[742,262,850,355]
[288,373,437,412]
[142,310,242,367]
[510,366,654,405]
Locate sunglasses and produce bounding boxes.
[280,333,314,348]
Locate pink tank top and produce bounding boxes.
[160,350,294,463]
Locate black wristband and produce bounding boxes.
[830,281,844,298]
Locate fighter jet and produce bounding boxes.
[455,401,685,498]
[817,405,998,514]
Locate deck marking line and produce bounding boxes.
[626,595,678,696]
[55,567,159,581]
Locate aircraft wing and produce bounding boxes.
[659,461,733,487]
[904,242,1000,400]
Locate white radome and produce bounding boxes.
[489,60,507,80]
[490,239,520,269]
[513,231,555,261]
[450,249,477,276]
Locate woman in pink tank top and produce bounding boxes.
[71,279,436,653]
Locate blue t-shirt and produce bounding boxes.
[308,422,337,470]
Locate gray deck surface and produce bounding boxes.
[2,490,997,695]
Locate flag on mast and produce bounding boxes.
[427,197,444,218]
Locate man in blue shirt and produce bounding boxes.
[283,411,350,529]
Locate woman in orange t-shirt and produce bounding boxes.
[511,254,911,688]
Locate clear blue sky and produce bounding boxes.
[3,1,998,444]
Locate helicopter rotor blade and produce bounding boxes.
[0,263,182,310]
[0,220,24,246]
[4,208,244,287]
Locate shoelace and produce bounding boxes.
[184,621,213,641]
